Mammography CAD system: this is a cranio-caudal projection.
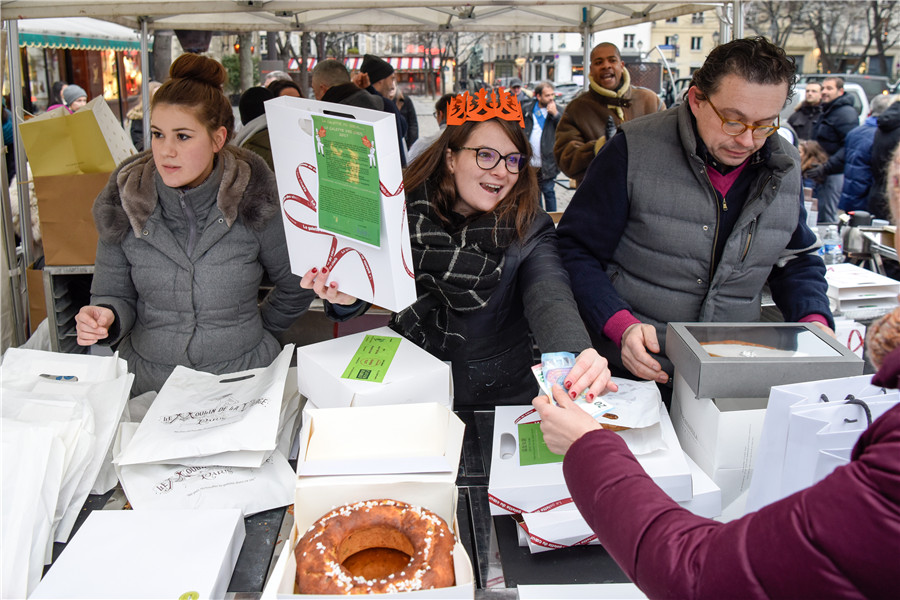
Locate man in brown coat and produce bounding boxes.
[554,42,664,185]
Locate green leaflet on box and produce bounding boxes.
[518,422,564,466]
[340,334,401,383]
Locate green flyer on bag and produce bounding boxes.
[312,114,381,247]
[341,334,402,382]
[517,422,564,466]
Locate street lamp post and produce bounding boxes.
[637,40,644,61]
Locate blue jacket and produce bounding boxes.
[838,116,878,212]
[522,97,561,181]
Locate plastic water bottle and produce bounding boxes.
[820,225,844,264]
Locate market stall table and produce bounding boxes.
[48,409,632,598]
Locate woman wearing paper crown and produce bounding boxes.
[530,142,900,599]
[75,54,360,395]
[390,87,617,408]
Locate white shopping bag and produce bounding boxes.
[0,348,133,536]
[114,423,296,516]
[266,96,416,312]
[1,419,62,598]
[746,374,897,512]
[115,345,293,467]
[779,396,898,498]
[0,392,94,553]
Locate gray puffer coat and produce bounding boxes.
[91,146,315,395]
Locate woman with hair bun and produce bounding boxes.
[75,54,357,395]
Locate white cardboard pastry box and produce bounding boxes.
[296,327,452,409]
[31,509,245,599]
[488,402,692,516]
[514,451,721,553]
[263,403,474,598]
[518,583,648,599]
[670,373,767,509]
[666,322,863,510]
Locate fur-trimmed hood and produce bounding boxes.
[93,145,279,243]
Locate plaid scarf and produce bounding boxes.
[393,193,515,353]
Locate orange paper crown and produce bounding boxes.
[446,87,524,128]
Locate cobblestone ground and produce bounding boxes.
[410,95,575,211]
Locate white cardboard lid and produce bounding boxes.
[297,403,464,478]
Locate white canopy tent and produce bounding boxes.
[3,1,740,35]
[2,0,741,346]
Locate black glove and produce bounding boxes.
[605,116,618,141]
[805,164,826,185]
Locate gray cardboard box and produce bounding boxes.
[666,322,864,399]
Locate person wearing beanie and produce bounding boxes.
[358,53,409,166]
[62,84,88,112]
[233,86,276,170]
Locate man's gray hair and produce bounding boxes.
[311,59,351,87]
[264,70,291,85]
[870,94,896,117]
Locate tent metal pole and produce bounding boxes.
[733,0,743,39]
[3,20,33,345]
[582,7,590,91]
[141,17,150,151]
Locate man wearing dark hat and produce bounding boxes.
[508,78,529,108]
[358,53,409,166]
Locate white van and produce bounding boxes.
[780,82,870,127]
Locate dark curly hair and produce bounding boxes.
[690,36,796,106]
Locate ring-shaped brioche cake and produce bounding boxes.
[294,499,456,594]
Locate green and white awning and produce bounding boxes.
[17,17,141,51]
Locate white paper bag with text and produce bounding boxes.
[115,423,295,516]
[115,345,293,467]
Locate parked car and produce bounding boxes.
[781,82,870,128]
[554,82,583,106]
[798,73,890,101]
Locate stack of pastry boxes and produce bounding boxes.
[267,327,468,595]
[666,322,864,512]
[487,398,720,553]
[266,383,473,596]
[823,263,900,317]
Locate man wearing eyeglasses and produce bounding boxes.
[557,37,834,388]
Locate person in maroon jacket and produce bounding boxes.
[533,145,900,598]
[535,378,899,599]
